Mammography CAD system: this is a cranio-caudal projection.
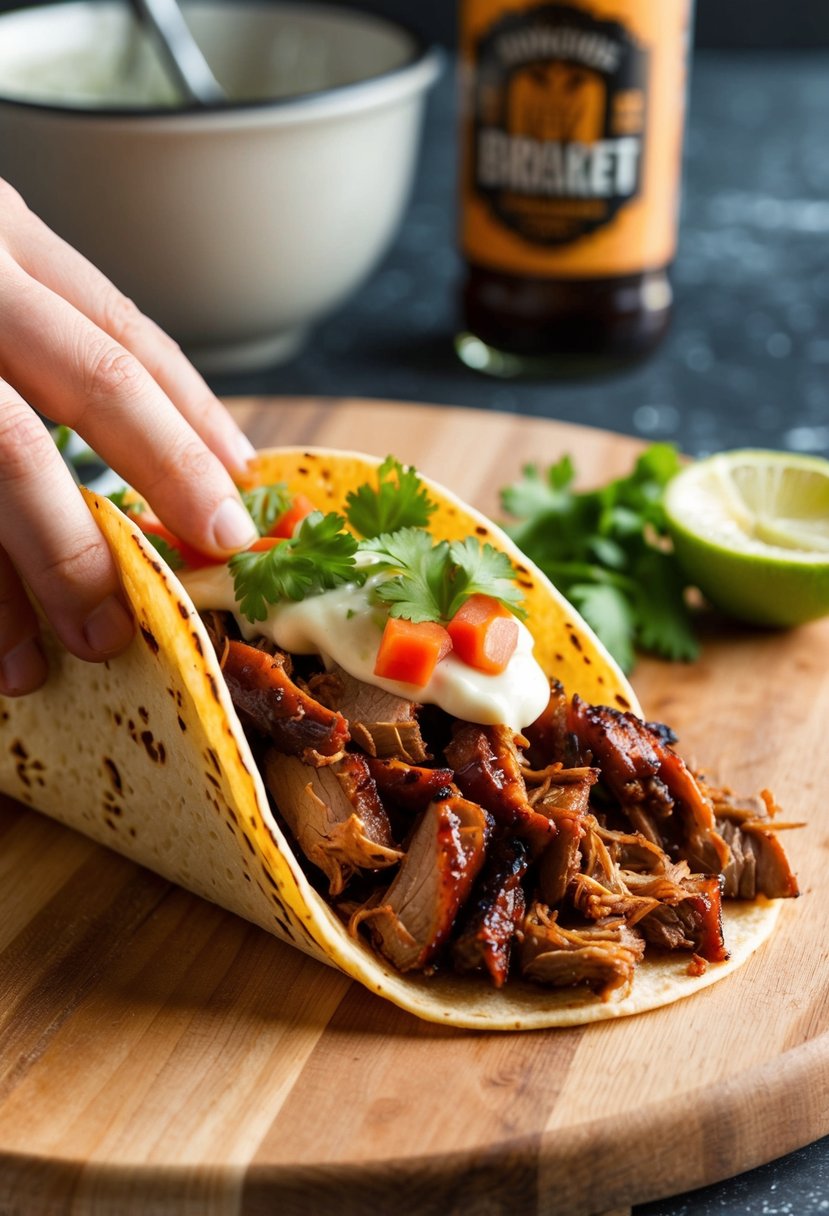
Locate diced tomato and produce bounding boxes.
[130,516,218,571]
[447,594,519,675]
[268,494,317,539]
[247,536,284,552]
[374,617,452,687]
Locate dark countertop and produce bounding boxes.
[211,50,829,1216]
[212,50,829,465]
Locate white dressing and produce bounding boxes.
[181,562,550,731]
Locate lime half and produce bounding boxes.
[664,449,829,627]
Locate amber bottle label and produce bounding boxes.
[460,0,691,278]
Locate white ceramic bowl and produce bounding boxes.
[0,1,442,372]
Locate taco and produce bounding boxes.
[0,448,799,1029]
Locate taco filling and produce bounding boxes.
[119,455,799,1000]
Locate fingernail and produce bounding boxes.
[211,497,258,550]
[1,637,48,695]
[83,595,134,656]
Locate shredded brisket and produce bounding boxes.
[452,837,529,988]
[206,613,798,994]
[354,794,489,972]
[264,750,401,895]
[519,904,645,998]
[221,640,349,764]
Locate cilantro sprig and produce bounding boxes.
[363,528,525,623]
[500,443,696,673]
[229,511,361,622]
[240,483,293,536]
[346,456,438,538]
[145,534,184,570]
[107,486,144,514]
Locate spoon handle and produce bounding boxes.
[128,0,226,106]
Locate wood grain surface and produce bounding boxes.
[1,397,827,1216]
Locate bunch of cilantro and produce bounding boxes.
[229,457,524,626]
[500,443,697,673]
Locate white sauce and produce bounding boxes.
[181,563,550,731]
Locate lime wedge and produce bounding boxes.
[664,449,829,627]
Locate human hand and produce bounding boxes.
[0,179,259,697]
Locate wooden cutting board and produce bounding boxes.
[1,397,827,1216]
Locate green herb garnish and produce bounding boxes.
[145,534,184,570]
[229,511,361,622]
[240,483,293,537]
[346,456,438,538]
[500,443,696,672]
[107,487,144,514]
[362,528,525,623]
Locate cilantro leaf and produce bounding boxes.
[630,549,699,663]
[445,537,526,620]
[346,456,438,538]
[107,487,144,514]
[229,511,360,622]
[363,528,448,622]
[240,483,293,536]
[145,533,184,570]
[363,528,525,623]
[500,443,692,673]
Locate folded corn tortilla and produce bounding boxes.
[0,448,781,1029]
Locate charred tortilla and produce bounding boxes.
[0,448,790,1029]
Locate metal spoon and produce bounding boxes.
[128,0,226,106]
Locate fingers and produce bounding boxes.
[0,258,258,559]
[7,198,255,476]
[0,387,134,679]
[0,544,47,696]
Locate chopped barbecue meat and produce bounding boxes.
[569,873,660,927]
[317,663,428,763]
[713,787,801,899]
[445,724,555,854]
[566,816,661,927]
[636,874,728,962]
[568,696,728,874]
[595,824,675,874]
[366,757,456,816]
[200,610,240,660]
[530,766,597,905]
[221,640,349,765]
[354,794,489,972]
[523,679,581,768]
[452,837,528,988]
[519,904,645,998]
[265,750,401,895]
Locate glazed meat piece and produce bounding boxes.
[596,824,677,874]
[357,794,489,972]
[367,757,456,816]
[635,873,728,962]
[315,663,428,763]
[523,679,581,768]
[519,904,645,999]
[445,724,556,854]
[711,788,800,900]
[531,766,597,905]
[718,819,800,900]
[568,696,728,874]
[222,641,349,764]
[452,837,528,988]
[265,750,402,895]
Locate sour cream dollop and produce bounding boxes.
[181,562,551,732]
